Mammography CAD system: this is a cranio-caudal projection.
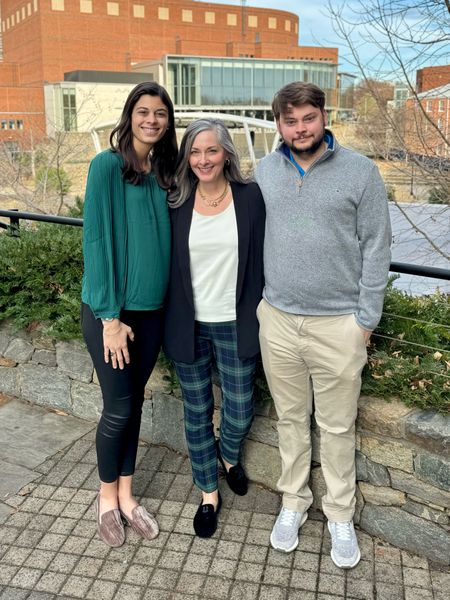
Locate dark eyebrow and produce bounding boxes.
[192,145,219,151]
[137,106,168,112]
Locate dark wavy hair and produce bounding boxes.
[109,82,178,188]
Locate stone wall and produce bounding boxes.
[1,321,449,565]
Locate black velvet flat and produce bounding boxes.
[217,441,248,496]
[193,493,222,538]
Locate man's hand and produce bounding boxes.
[358,326,372,346]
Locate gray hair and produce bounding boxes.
[168,119,248,208]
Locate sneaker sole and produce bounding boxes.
[270,511,308,553]
[330,547,361,569]
[327,522,361,569]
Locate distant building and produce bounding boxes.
[392,82,409,109]
[0,0,340,146]
[416,65,450,93]
[336,72,356,120]
[404,83,450,159]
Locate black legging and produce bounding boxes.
[81,303,163,483]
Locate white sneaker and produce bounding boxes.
[327,520,361,569]
[270,507,307,553]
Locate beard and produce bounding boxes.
[287,131,325,158]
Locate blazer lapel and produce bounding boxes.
[232,182,250,304]
[174,192,195,311]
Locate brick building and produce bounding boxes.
[0,0,338,146]
[404,83,450,160]
[416,65,450,93]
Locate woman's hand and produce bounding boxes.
[102,319,135,369]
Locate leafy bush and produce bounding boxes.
[0,222,83,339]
[361,279,450,413]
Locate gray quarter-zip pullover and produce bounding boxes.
[255,131,392,331]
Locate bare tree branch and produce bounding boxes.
[327,0,450,262]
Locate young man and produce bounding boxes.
[255,82,391,569]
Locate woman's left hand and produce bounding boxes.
[102,319,135,369]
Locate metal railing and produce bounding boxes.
[1,209,449,283]
[0,209,83,229]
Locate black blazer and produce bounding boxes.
[163,181,265,363]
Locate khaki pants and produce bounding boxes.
[257,299,367,522]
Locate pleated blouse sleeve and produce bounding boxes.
[81,150,127,320]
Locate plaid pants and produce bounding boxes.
[174,321,256,492]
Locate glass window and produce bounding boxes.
[248,15,257,28]
[167,56,337,110]
[1,120,7,130]
[107,2,119,16]
[426,100,432,112]
[133,4,144,18]
[438,99,445,112]
[51,0,64,11]
[80,0,92,13]
[168,60,199,106]
[212,65,222,87]
[227,14,237,26]
[17,120,24,130]
[9,120,15,129]
[181,64,197,105]
[158,7,169,20]
[268,17,277,29]
[205,12,215,24]
[182,10,192,22]
[62,88,77,131]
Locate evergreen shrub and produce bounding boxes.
[0,221,82,339]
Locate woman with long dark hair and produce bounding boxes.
[164,119,265,538]
[81,82,177,547]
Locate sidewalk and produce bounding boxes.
[0,397,448,600]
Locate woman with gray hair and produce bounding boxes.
[164,119,265,538]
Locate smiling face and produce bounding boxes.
[188,129,228,185]
[277,103,328,158]
[131,94,169,156]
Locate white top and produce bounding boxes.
[189,201,239,322]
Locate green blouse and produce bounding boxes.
[81,150,171,319]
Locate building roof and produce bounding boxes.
[417,82,450,99]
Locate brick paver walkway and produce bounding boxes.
[0,429,448,600]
